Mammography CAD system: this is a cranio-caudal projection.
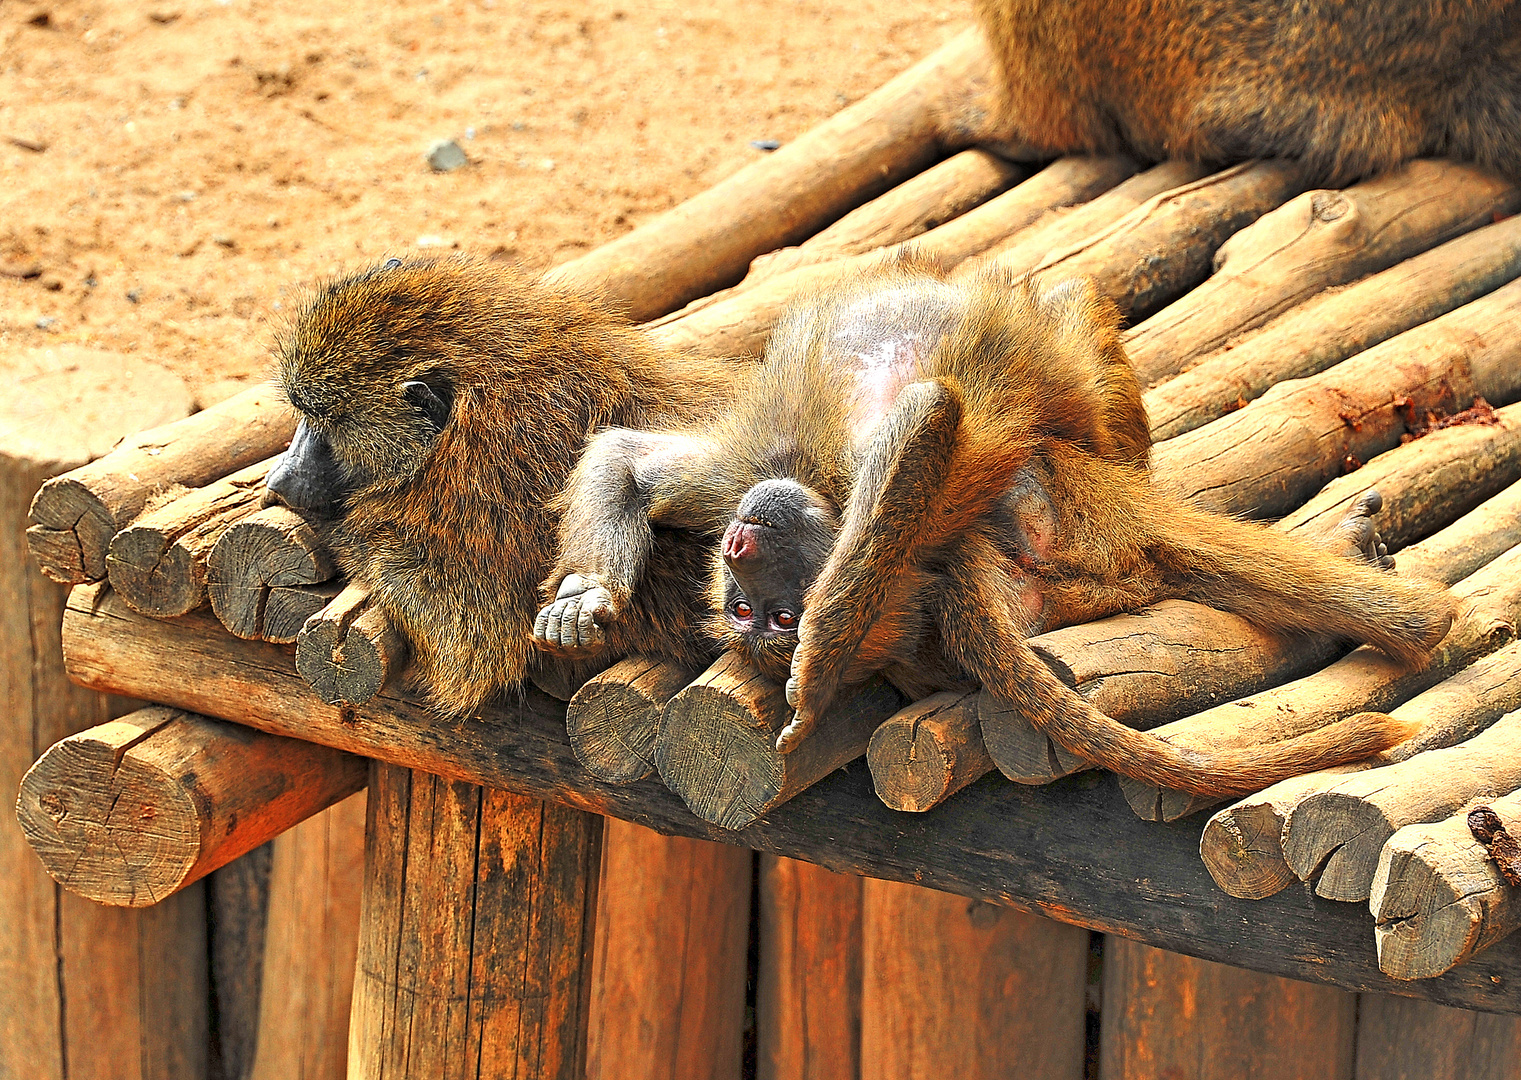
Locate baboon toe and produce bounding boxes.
[1332,488,1395,570]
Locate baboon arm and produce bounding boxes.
[937,535,1411,799]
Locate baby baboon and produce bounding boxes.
[266,256,734,715]
[536,256,1457,798]
[975,0,1521,185]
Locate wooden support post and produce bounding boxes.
[1152,277,1521,518]
[1144,214,1521,441]
[1100,939,1357,1080]
[296,583,410,707]
[586,820,750,1080]
[207,841,274,1080]
[566,656,698,783]
[1,346,207,1080]
[1124,161,1519,387]
[758,856,864,1080]
[861,878,1088,1080]
[208,505,337,643]
[866,691,993,812]
[17,705,367,906]
[349,762,601,1079]
[655,651,906,830]
[1202,638,1521,900]
[1355,994,1521,1079]
[249,790,368,1080]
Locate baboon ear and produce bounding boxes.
[404,375,454,434]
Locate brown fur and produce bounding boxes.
[541,256,1457,798]
[976,0,1521,185]
[273,256,735,715]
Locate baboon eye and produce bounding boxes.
[772,609,797,629]
[732,599,753,619]
[403,375,454,434]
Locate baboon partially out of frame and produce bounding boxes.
[536,256,1457,798]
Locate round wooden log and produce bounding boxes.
[758,855,864,1080]
[542,29,1010,323]
[974,159,1212,271]
[1283,711,1521,902]
[1124,542,1521,823]
[1201,638,1521,900]
[1152,278,1521,519]
[16,706,368,907]
[1124,161,1520,387]
[528,652,622,703]
[586,820,750,1080]
[1371,785,1521,981]
[739,148,1026,287]
[105,457,275,617]
[1145,213,1521,441]
[28,379,287,585]
[654,651,906,830]
[264,579,345,646]
[348,763,601,1079]
[866,691,992,812]
[646,155,1137,363]
[566,656,697,784]
[1018,159,1308,322]
[1279,404,1521,557]
[295,583,410,707]
[208,504,337,641]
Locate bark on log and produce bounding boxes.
[1354,993,1521,1078]
[758,856,863,1080]
[208,504,337,642]
[348,762,601,1079]
[17,706,368,906]
[105,458,275,618]
[1278,405,1521,558]
[645,155,1136,362]
[1124,161,1520,388]
[1152,278,1521,518]
[1124,542,1521,822]
[1283,710,1521,902]
[566,656,699,784]
[866,691,994,812]
[1202,638,1521,900]
[248,791,367,1080]
[587,821,750,1080]
[972,160,1212,271]
[1099,939,1357,1080]
[1371,784,1521,980]
[294,582,410,707]
[543,28,1010,323]
[739,148,1025,287]
[1144,215,1521,441]
[1013,159,1308,322]
[28,379,286,585]
[2,347,208,1080]
[861,878,1088,1080]
[654,650,907,830]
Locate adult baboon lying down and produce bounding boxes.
[536,256,1457,798]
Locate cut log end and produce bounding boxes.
[105,530,200,616]
[295,588,408,707]
[27,484,116,584]
[565,656,695,784]
[1198,804,1299,900]
[867,691,990,812]
[208,505,336,641]
[655,677,790,830]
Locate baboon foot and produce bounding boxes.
[533,573,614,651]
[1330,489,1394,571]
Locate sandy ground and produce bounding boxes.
[1,0,964,405]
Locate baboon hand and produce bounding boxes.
[777,672,818,754]
[534,574,615,651]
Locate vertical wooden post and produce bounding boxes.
[250,790,369,1080]
[586,820,751,1080]
[758,856,864,1080]
[1,347,205,1079]
[1101,939,1357,1080]
[860,879,1088,1080]
[348,763,602,1080]
[1355,994,1521,1079]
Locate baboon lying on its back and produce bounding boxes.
[536,257,1457,798]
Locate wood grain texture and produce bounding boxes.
[861,878,1087,1080]
[59,586,1521,1013]
[295,582,411,707]
[587,820,750,1080]
[17,705,368,906]
[867,691,992,812]
[1356,990,1521,1078]
[567,656,697,783]
[249,790,367,1080]
[349,762,601,1080]
[208,504,336,642]
[758,855,864,1080]
[1100,939,1357,1080]
[207,842,274,1080]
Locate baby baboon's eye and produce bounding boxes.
[772,609,797,630]
[732,599,753,619]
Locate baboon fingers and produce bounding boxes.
[533,573,613,650]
